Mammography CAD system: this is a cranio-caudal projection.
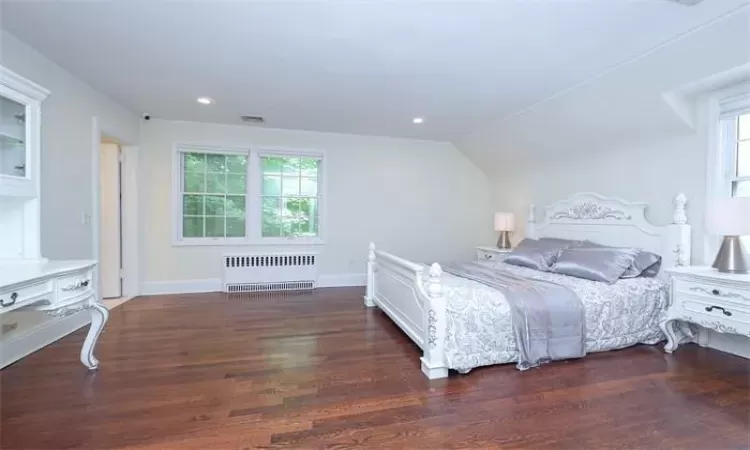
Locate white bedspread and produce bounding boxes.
[438,262,669,372]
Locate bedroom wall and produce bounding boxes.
[0,29,141,366]
[138,119,493,293]
[459,8,750,357]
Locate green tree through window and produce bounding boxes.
[181,151,247,238]
[261,156,320,237]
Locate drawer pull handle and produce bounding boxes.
[63,279,91,291]
[704,305,732,317]
[1,293,17,307]
[712,289,720,295]
[485,254,493,259]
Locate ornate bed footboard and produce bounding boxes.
[364,243,449,379]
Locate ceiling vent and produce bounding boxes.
[241,115,265,124]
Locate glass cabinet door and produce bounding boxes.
[0,95,27,178]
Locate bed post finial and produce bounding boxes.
[427,263,443,298]
[363,242,377,307]
[528,204,536,223]
[673,193,687,225]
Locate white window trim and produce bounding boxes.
[705,85,750,261]
[171,143,326,247]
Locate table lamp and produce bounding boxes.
[707,197,750,274]
[494,212,515,249]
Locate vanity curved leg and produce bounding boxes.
[80,303,109,370]
[659,318,678,354]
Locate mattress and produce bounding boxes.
[437,262,669,372]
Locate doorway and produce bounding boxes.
[99,139,122,299]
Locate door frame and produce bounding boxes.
[91,117,140,298]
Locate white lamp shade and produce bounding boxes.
[706,197,750,236]
[494,212,515,231]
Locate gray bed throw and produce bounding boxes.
[442,262,586,370]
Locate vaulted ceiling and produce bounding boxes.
[1,0,747,141]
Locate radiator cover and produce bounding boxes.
[222,252,318,293]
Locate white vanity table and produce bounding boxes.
[0,65,108,370]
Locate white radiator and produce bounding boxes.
[222,252,318,293]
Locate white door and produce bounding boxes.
[100,143,122,298]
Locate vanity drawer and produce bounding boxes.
[674,279,750,304]
[0,279,54,313]
[55,268,94,302]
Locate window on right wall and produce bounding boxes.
[721,106,750,249]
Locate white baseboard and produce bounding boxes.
[140,273,366,296]
[0,312,90,369]
[701,329,750,359]
[141,278,223,295]
[318,273,366,288]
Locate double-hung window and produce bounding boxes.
[719,94,750,249]
[174,146,323,245]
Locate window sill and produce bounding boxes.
[172,237,325,247]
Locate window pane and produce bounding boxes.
[300,177,318,196]
[226,173,246,195]
[300,158,319,177]
[298,198,318,236]
[205,217,225,238]
[183,217,204,238]
[737,141,750,178]
[225,195,245,217]
[226,155,247,174]
[283,157,300,175]
[183,194,204,216]
[226,217,246,238]
[263,175,281,195]
[184,171,205,192]
[282,176,300,196]
[206,172,226,194]
[262,157,284,175]
[734,180,750,198]
[739,114,750,141]
[262,197,282,237]
[183,153,206,173]
[206,154,226,173]
[205,195,225,215]
[282,197,309,236]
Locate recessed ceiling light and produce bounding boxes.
[412,117,424,124]
[197,97,214,105]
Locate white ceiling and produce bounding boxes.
[0,0,746,141]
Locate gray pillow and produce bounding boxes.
[579,240,662,278]
[504,238,576,271]
[621,250,662,278]
[550,245,640,284]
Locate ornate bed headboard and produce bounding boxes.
[525,192,691,271]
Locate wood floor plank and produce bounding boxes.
[1,287,748,449]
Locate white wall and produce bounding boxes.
[0,30,140,364]
[461,8,750,357]
[139,119,492,291]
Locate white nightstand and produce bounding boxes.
[661,266,750,353]
[476,246,512,263]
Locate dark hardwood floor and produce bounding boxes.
[1,288,748,449]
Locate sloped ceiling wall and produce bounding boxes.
[457,7,750,172]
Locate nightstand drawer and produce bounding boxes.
[674,279,750,303]
[679,294,750,326]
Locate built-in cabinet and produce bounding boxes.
[0,65,109,370]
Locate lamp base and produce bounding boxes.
[497,231,512,250]
[712,235,749,274]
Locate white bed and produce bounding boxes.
[363,192,692,379]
